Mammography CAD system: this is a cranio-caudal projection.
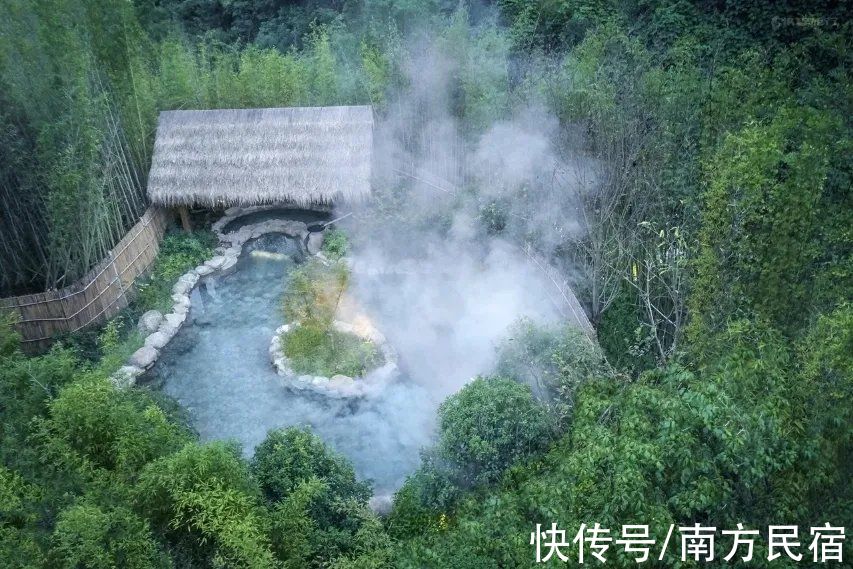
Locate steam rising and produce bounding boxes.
[154,17,596,499]
[331,26,596,489]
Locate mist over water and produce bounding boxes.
[147,228,567,495]
[147,234,433,494]
[149,28,596,496]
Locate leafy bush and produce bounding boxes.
[0,311,20,358]
[391,376,554,528]
[321,228,349,260]
[136,442,276,568]
[46,376,191,474]
[253,427,371,515]
[136,230,217,313]
[253,427,375,564]
[435,377,554,488]
[282,259,349,328]
[496,318,610,427]
[282,324,383,377]
[49,503,168,569]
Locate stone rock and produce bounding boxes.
[330,374,353,384]
[129,346,158,369]
[282,220,308,237]
[206,256,226,269]
[178,272,199,287]
[305,231,325,255]
[158,320,180,338]
[112,365,143,388]
[196,264,214,276]
[172,280,191,296]
[138,310,164,334]
[165,312,186,328]
[144,331,171,350]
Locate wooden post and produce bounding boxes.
[178,206,192,233]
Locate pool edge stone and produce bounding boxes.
[111,206,331,388]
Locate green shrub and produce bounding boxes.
[282,324,383,377]
[435,377,554,488]
[496,318,611,427]
[0,311,20,358]
[136,442,276,568]
[282,259,349,328]
[253,427,377,565]
[321,228,349,260]
[136,230,217,313]
[252,427,371,512]
[49,503,168,569]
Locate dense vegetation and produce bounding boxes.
[281,255,383,377]
[1,0,850,567]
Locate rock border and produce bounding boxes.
[111,206,326,388]
[269,320,398,399]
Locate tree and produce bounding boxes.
[49,503,168,569]
[252,427,371,514]
[253,427,377,564]
[136,442,276,569]
[435,376,554,488]
[46,376,190,475]
[496,318,609,427]
[691,108,836,340]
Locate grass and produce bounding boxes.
[280,232,383,378]
[282,323,384,378]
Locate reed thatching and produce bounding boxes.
[147,106,373,208]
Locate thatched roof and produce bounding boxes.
[147,106,373,208]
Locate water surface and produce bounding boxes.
[145,233,432,495]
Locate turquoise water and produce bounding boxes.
[144,233,432,495]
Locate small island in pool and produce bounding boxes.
[281,258,385,378]
[269,232,397,398]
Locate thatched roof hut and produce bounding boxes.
[147,106,373,208]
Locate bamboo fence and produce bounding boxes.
[0,207,170,353]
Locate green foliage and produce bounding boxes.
[398,318,851,566]
[283,259,349,329]
[0,1,850,567]
[322,228,350,261]
[49,503,168,569]
[253,427,376,565]
[253,427,371,509]
[391,377,554,531]
[137,441,277,568]
[796,304,853,523]
[435,377,554,488]
[282,325,383,378]
[692,109,838,339]
[496,318,610,426]
[136,230,216,313]
[596,284,657,375]
[0,0,152,295]
[0,311,20,358]
[46,376,191,475]
[94,315,145,376]
[280,258,383,377]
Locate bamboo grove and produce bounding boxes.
[0,0,382,296]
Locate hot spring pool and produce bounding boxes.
[142,233,432,496]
